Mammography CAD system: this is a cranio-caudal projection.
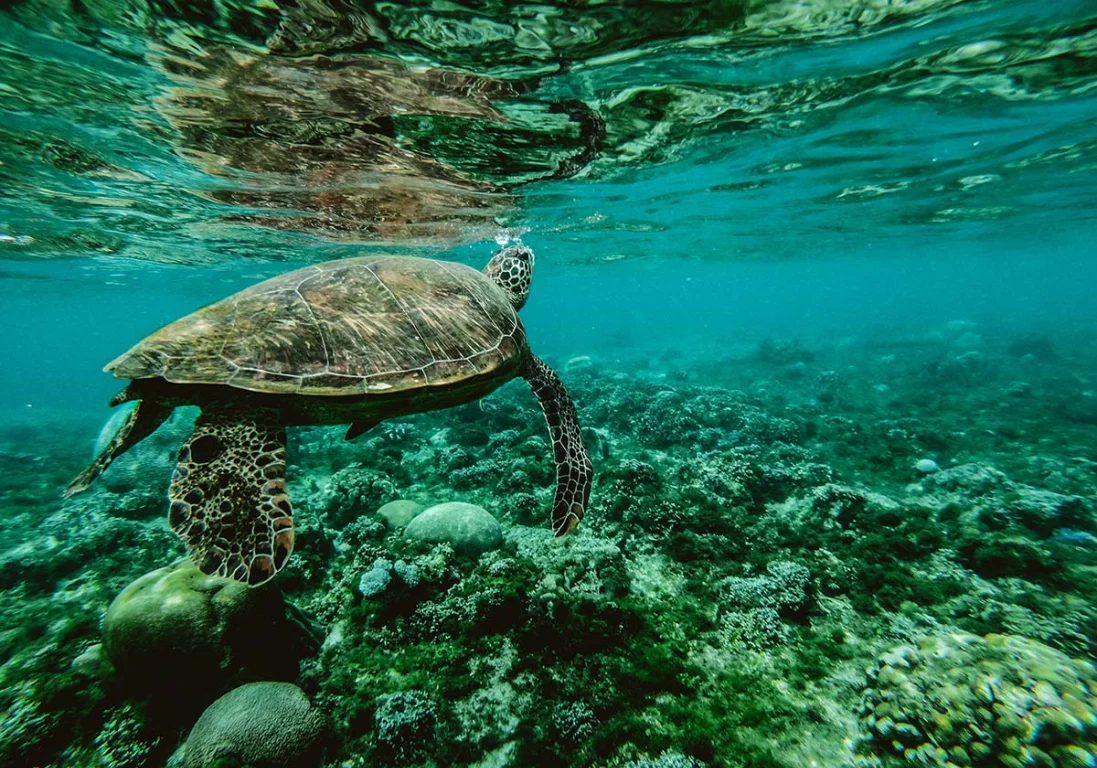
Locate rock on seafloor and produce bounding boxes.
[914,458,940,474]
[403,501,503,555]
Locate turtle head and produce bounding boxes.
[484,244,534,311]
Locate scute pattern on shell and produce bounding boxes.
[107,256,524,396]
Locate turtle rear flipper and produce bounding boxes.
[169,404,294,586]
[64,399,171,498]
[523,355,593,536]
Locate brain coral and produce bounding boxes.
[856,632,1097,767]
[181,682,326,768]
[102,562,290,697]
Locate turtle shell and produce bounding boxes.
[107,256,527,396]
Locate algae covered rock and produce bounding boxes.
[1002,486,1092,536]
[180,682,326,768]
[404,502,502,555]
[856,631,1097,766]
[102,561,305,698]
[71,643,110,678]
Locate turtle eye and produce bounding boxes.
[188,434,224,464]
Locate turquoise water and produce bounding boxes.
[3,1,1097,766]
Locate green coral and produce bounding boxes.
[0,682,55,766]
[624,753,707,768]
[856,632,1097,767]
[373,689,437,758]
[720,560,812,617]
[94,705,158,768]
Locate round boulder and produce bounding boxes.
[102,561,298,699]
[404,502,502,556]
[377,499,424,529]
[182,682,326,768]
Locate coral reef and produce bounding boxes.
[856,632,1097,766]
[1,323,1096,767]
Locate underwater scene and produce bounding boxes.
[2,1,1097,766]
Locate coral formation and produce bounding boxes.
[178,682,326,768]
[856,632,1097,766]
[373,689,438,758]
[404,501,504,555]
[721,560,812,616]
[94,705,159,768]
[625,753,708,768]
[102,562,311,703]
[377,499,425,529]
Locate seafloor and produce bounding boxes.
[2,322,1096,768]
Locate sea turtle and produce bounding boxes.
[66,245,592,586]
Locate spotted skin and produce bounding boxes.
[523,355,592,535]
[168,405,293,586]
[483,245,533,310]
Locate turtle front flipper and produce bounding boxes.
[345,419,380,441]
[64,399,172,498]
[169,404,294,586]
[522,355,593,536]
